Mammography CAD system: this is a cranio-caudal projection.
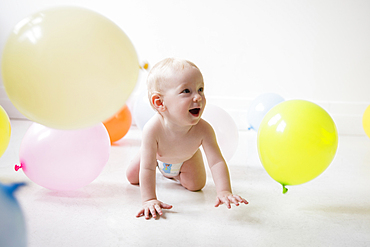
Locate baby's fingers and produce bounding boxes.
[144,207,151,219]
[160,202,173,210]
[228,196,240,206]
[136,209,145,218]
[154,205,163,216]
[224,198,231,209]
[149,206,158,219]
[215,197,231,208]
[215,197,222,207]
[234,195,249,205]
[215,195,249,209]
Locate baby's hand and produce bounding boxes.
[215,191,248,209]
[136,199,173,219]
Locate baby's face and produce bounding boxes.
[161,67,206,126]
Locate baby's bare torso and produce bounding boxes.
[154,119,206,164]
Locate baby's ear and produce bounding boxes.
[151,94,166,112]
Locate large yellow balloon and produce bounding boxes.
[0,106,11,157]
[363,105,370,138]
[1,7,139,129]
[257,100,338,193]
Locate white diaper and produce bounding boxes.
[157,160,183,177]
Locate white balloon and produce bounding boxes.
[202,104,239,161]
[133,90,156,130]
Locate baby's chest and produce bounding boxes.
[157,135,202,158]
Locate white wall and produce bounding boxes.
[1,0,369,134]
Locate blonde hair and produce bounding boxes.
[146,58,201,106]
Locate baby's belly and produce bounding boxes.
[156,148,198,164]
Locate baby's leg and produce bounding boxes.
[126,150,141,185]
[179,149,206,191]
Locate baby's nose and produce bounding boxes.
[193,94,202,102]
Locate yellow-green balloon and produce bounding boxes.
[0,106,11,157]
[1,7,139,129]
[257,100,338,193]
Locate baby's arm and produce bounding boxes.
[137,124,172,219]
[201,121,248,208]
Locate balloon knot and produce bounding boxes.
[14,164,22,171]
[248,126,254,131]
[282,185,288,194]
[140,62,149,70]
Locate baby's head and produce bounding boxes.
[146,58,202,107]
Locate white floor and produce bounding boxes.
[1,119,370,247]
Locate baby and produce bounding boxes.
[126,58,248,219]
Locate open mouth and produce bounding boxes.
[189,108,201,117]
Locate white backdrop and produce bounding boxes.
[1,0,369,134]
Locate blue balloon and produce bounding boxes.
[0,182,27,247]
[247,93,285,131]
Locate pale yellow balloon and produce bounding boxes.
[363,105,370,138]
[1,7,139,129]
[0,106,11,157]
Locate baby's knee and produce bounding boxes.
[182,179,206,192]
[126,162,140,185]
[126,171,139,185]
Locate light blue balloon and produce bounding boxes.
[0,182,27,247]
[247,93,285,131]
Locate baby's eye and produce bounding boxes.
[198,87,204,93]
[182,89,190,93]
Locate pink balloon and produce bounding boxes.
[202,104,239,161]
[17,123,110,191]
